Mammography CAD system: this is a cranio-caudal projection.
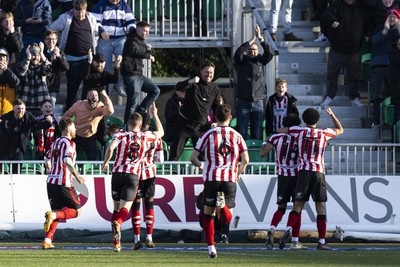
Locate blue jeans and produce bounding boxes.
[66,59,87,110]
[97,37,125,94]
[236,98,264,140]
[123,75,160,123]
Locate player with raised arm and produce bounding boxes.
[102,103,163,252]
[190,104,249,258]
[42,118,85,249]
[261,113,307,250]
[277,107,344,250]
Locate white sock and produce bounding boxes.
[146,234,152,242]
[134,234,140,243]
[319,238,326,244]
[292,237,299,242]
[44,238,52,244]
[208,245,216,254]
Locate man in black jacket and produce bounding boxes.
[169,62,221,161]
[0,99,51,173]
[234,24,274,140]
[320,0,369,107]
[121,21,160,124]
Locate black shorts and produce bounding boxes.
[136,178,156,200]
[276,174,297,205]
[294,170,327,202]
[47,183,81,211]
[111,172,139,201]
[203,181,236,209]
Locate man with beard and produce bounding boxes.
[61,88,114,160]
[81,49,121,99]
[0,99,51,173]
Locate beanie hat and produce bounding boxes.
[387,8,400,20]
[29,43,40,55]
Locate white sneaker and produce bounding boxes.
[320,96,334,107]
[314,33,327,42]
[351,97,364,107]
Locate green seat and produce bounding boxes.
[245,139,265,163]
[24,139,35,160]
[396,121,400,143]
[382,97,394,126]
[162,140,170,161]
[229,117,237,127]
[106,116,124,128]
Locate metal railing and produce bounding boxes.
[1,143,399,176]
[131,0,231,42]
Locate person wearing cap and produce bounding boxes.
[16,42,52,115]
[82,48,121,99]
[0,47,20,116]
[43,30,69,109]
[370,8,400,128]
[0,12,23,66]
[48,0,99,110]
[91,0,136,98]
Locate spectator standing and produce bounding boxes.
[43,30,69,108]
[370,9,400,127]
[163,86,185,144]
[0,47,20,116]
[0,12,23,66]
[82,49,121,99]
[48,0,99,110]
[388,37,400,140]
[121,21,160,124]
[131,112,164,250]
[102,103,163,252]
[190,104,249,258]
[91,0,136,97]
[0,0,19,13]
[278,107,344,250]
[62,88,114,160]
[0,99,51,173]
[269,0,303,41]
[34,99,61,159]
[169,62,221,161]
[265,79,299,137]
[16,43,52,115]
[261,113,306,250]
[320,0,369,107]
[14,0,52,59]
[234,24,274,140]
[42,118,85,250]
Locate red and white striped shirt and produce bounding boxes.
[112,131,157,175]
[36,114,58,155]
[45,137,76,187]
[268,133,299,177]
[140,134,163,180]
[195,126,247,182]
[288,126,337,173]
[273,96,288,132]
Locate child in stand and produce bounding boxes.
[34,99,61,160]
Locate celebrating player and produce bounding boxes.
[278,107,343,250]
[102,103,163,252]
[190,104,249,258]
[42,118,85,249]
[130,112,164,250]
